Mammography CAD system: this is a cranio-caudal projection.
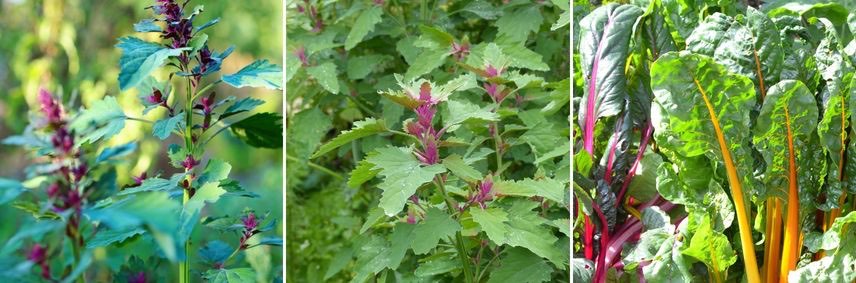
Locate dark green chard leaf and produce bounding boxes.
[578,3,643,154]
[639,0,677,60]
[714,7,785,101]
[685,13,733,56]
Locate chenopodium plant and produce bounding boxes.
[0,88,153,282]
[113,0,284,282]
[311,45,570,282]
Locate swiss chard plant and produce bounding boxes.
[574,1,856,282]
[287,0,570,282]
[0,0,283,282]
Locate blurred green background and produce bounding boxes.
[0,0,283,281]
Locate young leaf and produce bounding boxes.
[311,118,386,159]
[116,37,185,90]
[349,158,381,188]
[681,215,737,277]
[222,59,283,90]
[86,228,145,248]
[347,55,390,80]
[366,147,446,216]
[69,96,127,144]
[229,112,283,148]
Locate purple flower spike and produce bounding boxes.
[27,244,51,279]
[242,212,258,231]
[38,88,63,125]
[484,64,502,78]
[72,163,88,182]
[418,82,433,104]
[296,47,309,67]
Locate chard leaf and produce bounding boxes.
[650,51,760,281]
[714,7,784,100]
[623,207,693,282]
[577,3,642,154]
[753,80,820,212]
[685,13,733,56]
[681,214,737,277]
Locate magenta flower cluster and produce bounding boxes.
[239,212,260,250]
[38,89,87,214]
[405,83,445,165]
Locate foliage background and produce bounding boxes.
[285,0,570,282]
[0,0,283,281]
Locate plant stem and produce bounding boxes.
[179,75,194,283]
[435,177,474,283]
[286,155,344,180]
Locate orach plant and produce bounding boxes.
[287,0,570,282]
[0,0,283,282]
[574,1,856,282]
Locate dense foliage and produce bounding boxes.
[573,1,856,282]
[0,1,283,282]
[286,0,571,282]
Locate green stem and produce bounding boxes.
[179,76,194,283]
[435,177,474,283]
[492,122,504,175]
[126,116,154,123]
[286,155,344,180]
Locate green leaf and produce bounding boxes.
[199,240,232,264]
[444,99,499,128]
[366,147,446,216]
[414,253,458,277]
[229,112,282,148]
[116,37,185,91]
[572,258,595,283]
[681,214,737,275]
[488,248,553,283]
[404,48,450,80]
[494,178,566,204]
[96,142,137,163]
[411,208,460,254]
[222,59,283,90]
[495,6,543,42]
[203,268,256,283]
[152,113,183,140]
[345,6,383,50]
[306,61,339,94]
[623,207,693,281]
[685,13,733,56]
[69,96,127,144]
[347,55,390,80]
[360,207,386,234]
[496,39,549,71]
[713,8,784,99]
[134,19,162,32]
[416,25,455,49]
[84,192,181,261]
[312,118,387,159]
[285,53,301,83]
[442,154,482,182]
[753,80,822,213]
[0,178,25,206]
[179,181,228,243]
[349,158,381,188]
[458,1,502,20]
[86,228,145,249]
[788,212,856,282]
[196,17,220,33]
[220,97,265,120]
[470,207,510,244]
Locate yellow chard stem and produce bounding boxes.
[694,78,761,283]
[779,106,799,283]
